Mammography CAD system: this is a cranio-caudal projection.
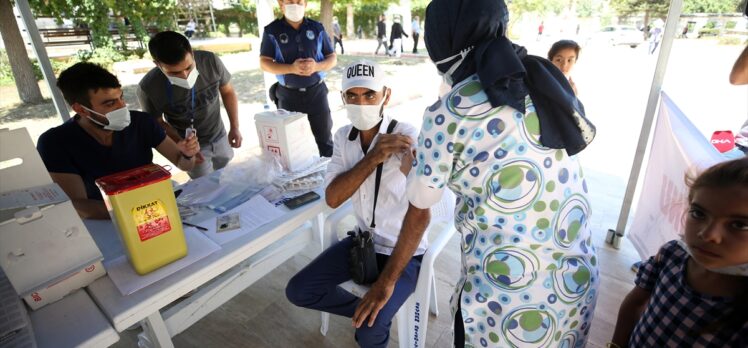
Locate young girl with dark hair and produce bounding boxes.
[610,158,748,347]
[548,40,581,95]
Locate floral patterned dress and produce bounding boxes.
[407,75,599,348]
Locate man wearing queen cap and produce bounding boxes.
[285,60,430,347]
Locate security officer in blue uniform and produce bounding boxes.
[260,0,337,157]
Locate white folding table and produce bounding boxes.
[29,289,120,348]
[86,192,330,348]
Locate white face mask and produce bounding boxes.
[284,4,305,22]
[82,105,131,131]
[164,66,199,89]
[345,97,385,131]
[677,239,748,276]
[434,46,474,86]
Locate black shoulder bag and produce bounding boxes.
[347,119,398,285]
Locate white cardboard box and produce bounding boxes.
[22,260,105,311]
[254,109,318,172]
[0,128,105,310]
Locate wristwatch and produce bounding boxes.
[181,152,193,160]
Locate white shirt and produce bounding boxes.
[325,115,427,255]
[412,20,420,34]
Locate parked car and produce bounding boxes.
[589,25,644,48]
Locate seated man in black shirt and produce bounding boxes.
[37,63,200,219]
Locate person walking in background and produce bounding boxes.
[680,25,689,39]
[333,16,344,55]
[375,14,387,55]
[649,26,663,55]
[411,15,421,54]
[184,19,196,39]
[537,20,544,41]
[388,16,408,58]
[548,40,581,95]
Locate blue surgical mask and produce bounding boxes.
[434,46,473,86]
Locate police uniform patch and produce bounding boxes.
[306,30,315,40]
[279,33,289,44]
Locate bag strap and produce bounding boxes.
[370,119,398,229]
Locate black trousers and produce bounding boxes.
[275,82,334,157]
[334,36,344,54]
[412,32,419,53]
[454,291,465,348]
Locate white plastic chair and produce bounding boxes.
[319,190,457,348]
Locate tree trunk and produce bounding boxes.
[643,10,650,39]
[320,0,333,42]
[346,3,354,38]
[0,0,43,104]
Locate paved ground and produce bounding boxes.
[1,36,746,347]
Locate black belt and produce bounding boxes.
[280,80,323,92]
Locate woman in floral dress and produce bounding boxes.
[350,0,599,346]
[407,1,599,347]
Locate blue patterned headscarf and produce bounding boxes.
[425,0,596,156]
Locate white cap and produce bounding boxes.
[342,60,384,92]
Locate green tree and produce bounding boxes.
[682,0,742,13]
[576,0,602,18]
[214,0,259,37]
[611,0,669,33]
[611,0,741,29]
[504,0,566,37]
[509,0,567,16]
[611,0,669,19]
[29,0,178,49]
[311,0,398,41]
[332,0,391,38]
[1,0,44,103]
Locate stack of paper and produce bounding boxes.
[103,228,220,296]
[198,195,285,246]
[0,269,36,347]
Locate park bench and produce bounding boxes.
[109,27,160,49]
[38,28,93,49]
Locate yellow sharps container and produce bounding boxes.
[96,164,187,275]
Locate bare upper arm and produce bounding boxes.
[154,136,180,165]
[219,81,235,95]
[49,172,88,200]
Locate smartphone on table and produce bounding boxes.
[283,191,321,209]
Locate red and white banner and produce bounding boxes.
[628,92,725,259]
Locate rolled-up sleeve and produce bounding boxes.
[407,101,455,209]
